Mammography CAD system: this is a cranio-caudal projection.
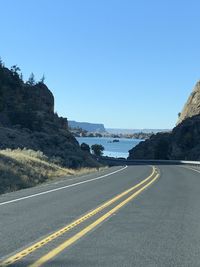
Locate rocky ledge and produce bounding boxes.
[0,61,99,168]
[128,115,200,160]
[129,81,200,161]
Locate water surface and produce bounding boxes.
[76,137,143,158]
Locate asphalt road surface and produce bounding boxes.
[1,164,200,267]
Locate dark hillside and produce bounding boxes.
[128,80,200,161]
[0,61,99,168]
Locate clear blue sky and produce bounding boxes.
[1,0,200,129]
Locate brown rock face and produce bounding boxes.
[24,83,54,114]
[128,115,200,161]
[177,81,200,125]
[128,80,200,161]
[0,64,99,168]
[0,66,57,131]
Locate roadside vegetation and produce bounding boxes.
[0,148,105,195]
[80,143,105,157]
[91,144,105,156]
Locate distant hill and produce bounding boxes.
[69,121,106,133]
[106,128,170,134]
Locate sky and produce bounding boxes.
[1,0,200,129]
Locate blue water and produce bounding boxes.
[76,137,143,158]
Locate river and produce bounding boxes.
[76,137,143,158]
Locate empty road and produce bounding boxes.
[1,164,200,266]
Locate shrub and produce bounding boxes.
[91,144,104,156]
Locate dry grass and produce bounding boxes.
[0,148,105,194]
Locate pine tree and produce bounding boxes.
[40,74,45,83]
[27,73,35,85]
[0,57,4,68]
[10,65,21,76]
[20,73,23,81]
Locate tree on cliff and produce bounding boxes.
[0,57,4,68]
[27,73,35,85]
[40,74,45,84]
[10,65,21,78]
[91,144,104,156]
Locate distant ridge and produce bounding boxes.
[69,120,106,133]
[106,128,170,134]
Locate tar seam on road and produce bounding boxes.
[0,166,127,206]
[0,166,159,267]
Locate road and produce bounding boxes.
[0,164,200,266]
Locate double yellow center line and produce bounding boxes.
[1,166,159,267]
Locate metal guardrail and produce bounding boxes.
[99,157,200,167]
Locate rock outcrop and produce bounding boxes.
[128,81,200,161]
[69,121,106,133]
[0,63,99,168]
[128,115,200,160]
[177,81,200,125]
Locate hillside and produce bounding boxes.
[0,61,100,168]
[0,148,102,194]
[177,81,200,125]
[128,81,200,160]
[69,120,106,133]
[106,128,170,134]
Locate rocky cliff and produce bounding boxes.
[69,121,106,133]
[0,62,99,168]
[177,81,200,125]
[128,81,200,161]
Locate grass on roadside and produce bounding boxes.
[0,148,104,195]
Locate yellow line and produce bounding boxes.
[29,172,160,267]
[0,166,157,267]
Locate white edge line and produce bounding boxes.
[0,166,128,206]
[180,165,200,174]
